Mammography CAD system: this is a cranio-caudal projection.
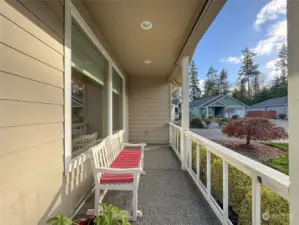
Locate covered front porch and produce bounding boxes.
[77,145,220,224]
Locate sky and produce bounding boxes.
[192,0,287,90]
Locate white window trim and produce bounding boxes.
[64,0,126,173]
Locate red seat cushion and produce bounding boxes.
[100,149,142,184]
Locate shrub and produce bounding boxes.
[278,114,287,120]
[191,142,289,225]
[211,159,251,211]
[232,114,240,119]
[217,118,229,128]
[190,117,205,128]
[238,187,289,225]
[222,117,288,145]
[208,115,215,120]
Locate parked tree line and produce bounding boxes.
[186,44,288,105]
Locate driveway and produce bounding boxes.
[191,120,288,142]
[271,119,288,131]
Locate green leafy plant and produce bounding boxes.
[46,204,130,225]
[190,117,205,128]
[46,213,72,225]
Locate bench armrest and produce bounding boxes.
[122,143,146,151]
[96,167,145,175]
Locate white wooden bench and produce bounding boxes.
[90,132,146,221]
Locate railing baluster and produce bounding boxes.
[252,177,261,225]
[189,138,192,169]
[223,161,229,224]
[196,143,200,180]
[176,128,179,151]
[207,151,211,197]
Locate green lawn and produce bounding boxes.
[263,142,288,175]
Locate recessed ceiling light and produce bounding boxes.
[141,21,152,30]
[144,60,151,64]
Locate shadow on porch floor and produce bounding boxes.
[77,145,220,225]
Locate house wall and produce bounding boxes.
[129,76,170,143]
[0,1,128,224]
[247,105,288,117]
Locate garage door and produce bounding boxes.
[229,107,245,118]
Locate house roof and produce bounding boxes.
[189,95,223,108]
[172,98,180,105]
[250,96,288,108]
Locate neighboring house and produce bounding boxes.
[190,95,247,118]
[171,98,181,121]
[247,96,288,118]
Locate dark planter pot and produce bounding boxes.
[79,217,95,225]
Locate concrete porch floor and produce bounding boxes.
[77,145,220,225]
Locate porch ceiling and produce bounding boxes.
[83,0,225,82]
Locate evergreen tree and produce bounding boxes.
[204,66,218,96]
[218,68,229,94]
[238,47,260,98]
[189,60,201,101]
[275,44,288,86]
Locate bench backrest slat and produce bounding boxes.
[90,131,123,183]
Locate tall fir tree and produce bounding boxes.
[275,44,288,86]
[218,68,229,94]
[189,60,201,101]
[204,66,218,96]
[238,47,260,98]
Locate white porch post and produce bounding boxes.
[181,55,189,170]
[107,62,113,136]
[288,1,299,224]
[206,107,209,118]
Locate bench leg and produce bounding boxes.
[132,188,138,221]
[94,188,100,216]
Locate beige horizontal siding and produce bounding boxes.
[0,71,63,104]
[129,76,170,143]
[19,0,64,38]
[0,100,63,127]
[0,123,63,156]
[0,15,63,71]
[42,0,64,22]
[0,2,76,225]
[0,44,63,88]
[0,0,63,54]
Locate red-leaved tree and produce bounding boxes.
[222,118,288,145]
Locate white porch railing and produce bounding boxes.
[72,122,87,138]
[169,122,290,225]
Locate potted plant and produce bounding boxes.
[46,203,130,225]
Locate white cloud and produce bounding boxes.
[265,59,277,70]
[253,19,287,56]
[221,19,287,63]
[198,79,205,92]
[254,0,286,30]
[265,59,280,83]
[220,56,242,64]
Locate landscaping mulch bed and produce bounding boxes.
[216,140,285,162]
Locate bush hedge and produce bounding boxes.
[190,117,205,128]
[191,143,289,224]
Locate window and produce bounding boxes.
[71,19,108,158]
[64,2,126,172]
[113,68,123,132]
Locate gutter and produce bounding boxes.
[174,0,211,66]
[168,0,213,82]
